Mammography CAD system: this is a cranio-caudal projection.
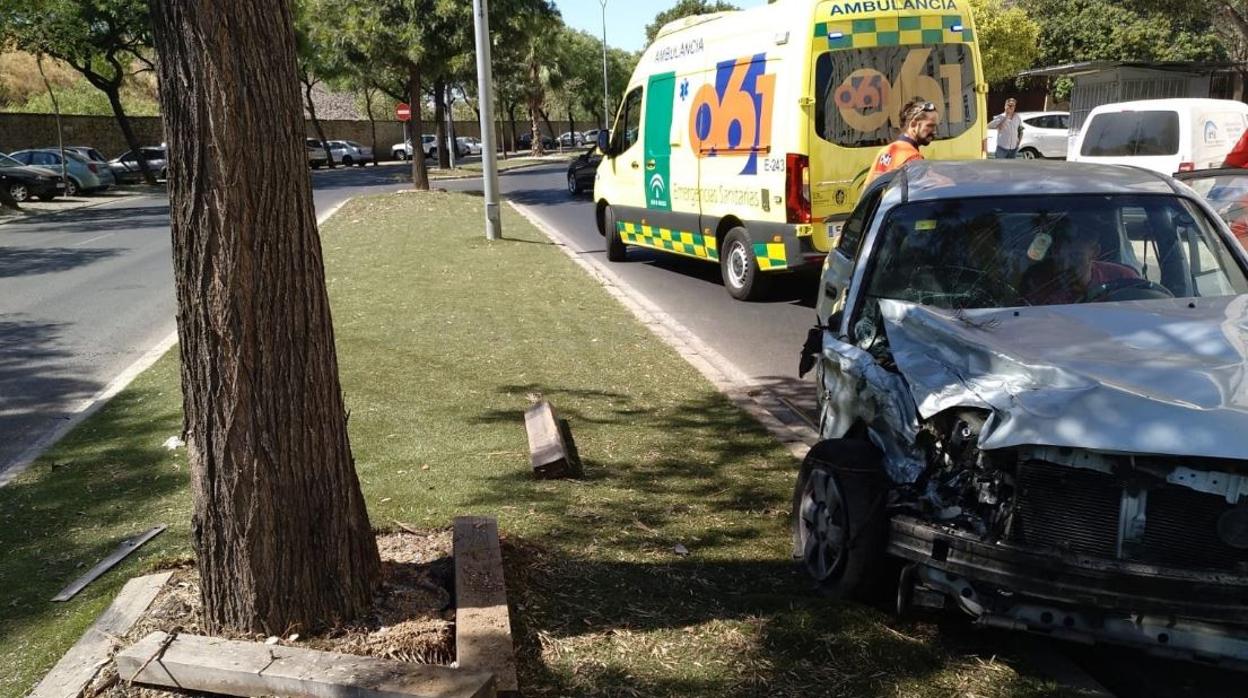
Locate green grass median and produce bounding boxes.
[0,191,1070,697]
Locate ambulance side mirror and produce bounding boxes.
[597,130,613,157]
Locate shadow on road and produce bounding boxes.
[0,247,123,278]
[1,202,171,235]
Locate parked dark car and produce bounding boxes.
[566,146,601,196]
[798,160,1248,668]
[0,152,65,202]
[1176,167,1248,251]
[517,132,556,151]
[109,146,168,183]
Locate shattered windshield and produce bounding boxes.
[863,194,1248,310]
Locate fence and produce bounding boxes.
[0,112,594,159]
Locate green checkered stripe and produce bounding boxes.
[814,15,972,49]
[618,221,719,261]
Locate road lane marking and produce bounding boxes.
[508,200,818,460]
[0,196,358,488]
[69,232,117,247]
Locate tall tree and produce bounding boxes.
[0,0,158,183]
[969,0,1041,85]
[148,0,381,632]
[644,0,739,44]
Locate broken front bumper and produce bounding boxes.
[889,516,1248,666]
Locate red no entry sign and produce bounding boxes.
[395,103,411,121]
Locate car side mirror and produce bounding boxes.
[596,130,612,157]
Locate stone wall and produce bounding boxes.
[1,113,591,159]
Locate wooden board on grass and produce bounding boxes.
[115,632,495,698]
[453,516,518,696]
[51,525,167,602]
[523,401,577,478]
[29,571,173,698]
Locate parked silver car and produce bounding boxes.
[109,147,168,184]
[327,140,374,166]
[9,148,115,196]
[798,159,1248,668]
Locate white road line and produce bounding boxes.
[508,200,818,460]
[69,232,116,247]
[0,196,357,488]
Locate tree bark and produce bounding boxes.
[434,77,449,170]
[408,65,430,190]
[149,0,381,635]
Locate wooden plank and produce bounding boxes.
[29,571,173,698]
[453,517,518,697]
[52,526,167,602]
[523,400,577,478]
[115,632,495,698]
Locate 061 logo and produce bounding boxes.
[688,53,776,175]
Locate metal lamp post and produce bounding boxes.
[473,0,502,240]
[599,0,610,129]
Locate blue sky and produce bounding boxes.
[559,1,769,52]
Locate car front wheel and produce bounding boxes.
[604,205,626,262]
[64,178,80,197]
[792,439,890,600]
[8,183,29,202]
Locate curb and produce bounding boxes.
[0,189,158,228]
[507,200,818,461]
[0,196,356,488]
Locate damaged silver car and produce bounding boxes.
[795,160,1248,666]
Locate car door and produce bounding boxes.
[817,181,887,328]
[601,85,646,214]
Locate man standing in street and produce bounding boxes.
[988,97,1022,159]
[864,99,940,186]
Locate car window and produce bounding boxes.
[1186,174,1248,233]
[0,154,22,167]
[141,148,165,159]
[815,44,978,148]
[836,185,884,260]
[860,194,1248,314]
[35,152,57,165]
[613,86,643,153]
[1024,116,1045,128]
[1081,111,1180,157]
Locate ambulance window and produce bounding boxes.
[814,44,977,148]
[613,87,643,153]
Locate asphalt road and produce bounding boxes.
[0,163,416,476]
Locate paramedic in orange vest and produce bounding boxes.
[864,99,940,187]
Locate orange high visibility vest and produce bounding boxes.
[865,138,923,186]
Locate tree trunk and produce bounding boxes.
[149,0,381,635]
[303,77,335,168]
[507,102,518,154]
[105,87,157,185]
[539,108,557,144]
[363,87,378,166]
[434,78,449,170]
[408,65,430,190]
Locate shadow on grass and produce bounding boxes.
[0,357,185,637]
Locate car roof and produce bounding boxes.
[902,160,1181,201]
[1088,98,1248,114]
[1018,111,1067,119]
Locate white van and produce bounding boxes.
[1070,98,1248,174]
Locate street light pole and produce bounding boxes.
[473,0,502,240]
[599,0,610,129]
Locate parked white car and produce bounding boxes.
[327,140,374,166]
[456,137,482,156]
[986,111,1070,159]
[392,134,464,160]
[1070,98,1248,174]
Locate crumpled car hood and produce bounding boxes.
[880,296,1248,459]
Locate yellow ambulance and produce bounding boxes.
[592,0,987,300]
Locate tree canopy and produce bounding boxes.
[644,0,739,44]
[969,0,1041,85]
[1022,0,1227,67]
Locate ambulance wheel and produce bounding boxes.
[721,227,769,301]
[604,205,627,262]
